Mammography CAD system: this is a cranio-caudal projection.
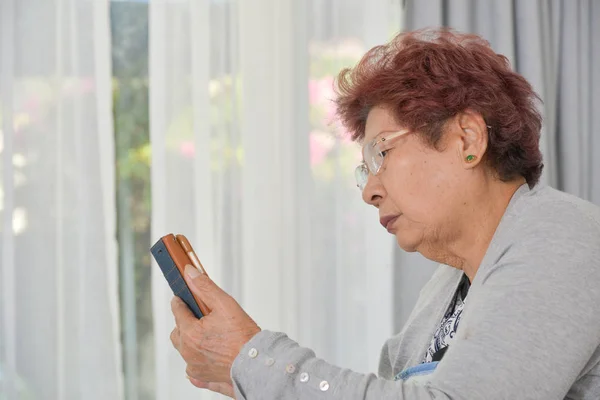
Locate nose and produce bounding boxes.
[361,173,385,208]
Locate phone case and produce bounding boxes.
[151,234,204,318]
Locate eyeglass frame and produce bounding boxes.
[355,129,412,191]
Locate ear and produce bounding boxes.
[453,110,489,169]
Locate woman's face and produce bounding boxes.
[361,107,478,254]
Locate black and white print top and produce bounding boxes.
[423,274,471,363]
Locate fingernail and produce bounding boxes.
[185,264,201,279]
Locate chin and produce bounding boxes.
[394,233,420,253]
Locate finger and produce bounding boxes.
[183,264,230,310]
[187,377,208,389]
[170,327,180,350]
[171,296,195,331]
[205,382,234,398]
[188,378,234,398]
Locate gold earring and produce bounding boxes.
[465,155,477,163]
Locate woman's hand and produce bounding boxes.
[185,377,235,398]
[171,265,261,397]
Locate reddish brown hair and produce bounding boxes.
[335,28,544,186]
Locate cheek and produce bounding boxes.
[385,155,454,218]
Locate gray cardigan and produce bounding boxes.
[231,184,600,399]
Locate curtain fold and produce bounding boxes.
[0,1,122,399]
[149,0,401,397]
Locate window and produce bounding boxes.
[111,2,153,399]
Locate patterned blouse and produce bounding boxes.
[423,274,471,363]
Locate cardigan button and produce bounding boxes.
[299,372,309,383]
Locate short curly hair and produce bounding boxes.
[334,28,544,187]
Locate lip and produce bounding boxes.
[380,215,401,232]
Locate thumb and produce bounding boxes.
[184,264,228,310]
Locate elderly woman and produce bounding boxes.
[170,29,600,399]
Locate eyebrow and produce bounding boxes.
[361,130,396,146]
[375,129,412,143]
[374,129,397,140]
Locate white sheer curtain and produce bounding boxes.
[0,1,122,399]
[149,0,402,398]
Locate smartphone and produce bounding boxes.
[150,234,209,318]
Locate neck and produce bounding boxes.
[435,178,526,282]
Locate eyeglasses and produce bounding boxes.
[355,129,412,191]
